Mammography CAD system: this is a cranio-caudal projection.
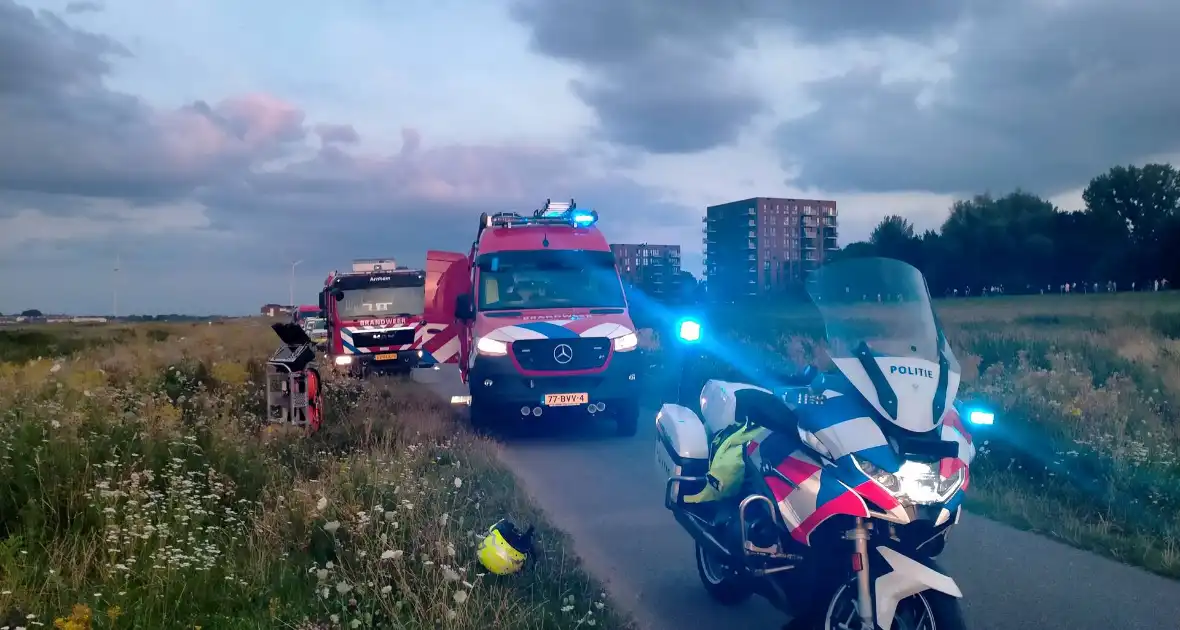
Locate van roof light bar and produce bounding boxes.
[477,199,598,230]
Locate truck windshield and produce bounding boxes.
[337,286,425,319]
[476,250,625,311]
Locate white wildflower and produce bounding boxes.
[324,521,340,533]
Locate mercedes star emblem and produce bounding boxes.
[553,343,574,364]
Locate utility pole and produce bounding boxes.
[290,260,303,309]
[113,253,120,318]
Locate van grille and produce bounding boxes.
[351,329,415,348]
[512,338,609,371]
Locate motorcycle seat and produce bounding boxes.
[733,388,799,435]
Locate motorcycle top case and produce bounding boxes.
[655,404,710,503]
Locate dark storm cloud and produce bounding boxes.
[0,0,697,313]
[510,0,971,155]
[64,1,102,14]
[0,0,127,94]
[775,0,1180,196]
[315,123,360,145]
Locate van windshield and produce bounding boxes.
[476,250,625,311]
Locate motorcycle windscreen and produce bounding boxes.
[807,257,960,433]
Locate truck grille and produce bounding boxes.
[512,337,610,371]
[351,329,416,348]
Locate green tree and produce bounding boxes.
[830,241,877,261]
[1082,163,1179,281]
[869,215,920,264]
[939,191,1057,291]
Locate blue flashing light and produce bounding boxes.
[967,409,995,426]
[677,318,701,343]
[570,209,598,227]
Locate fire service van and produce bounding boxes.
[425,200,643,436]
[320,258,432,377]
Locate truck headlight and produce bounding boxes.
[854,457,963,505]
[334,355,353,366]
[475,336,508,356]
[613,332,638,352]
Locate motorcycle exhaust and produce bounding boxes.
[673,508,734,561]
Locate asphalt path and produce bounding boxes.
[413,366,1180,629]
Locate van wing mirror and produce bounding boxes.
[455,294,475,320]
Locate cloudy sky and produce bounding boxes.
[2,0,1177,315]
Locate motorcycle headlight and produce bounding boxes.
[854,458,963,505]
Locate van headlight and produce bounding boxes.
[475,336,508,356]
[334,355,353,366]
[613,332,638,352]
[854,457,964,505]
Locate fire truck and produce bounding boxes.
[293,304,322,323]
[319,258,432,377]
[423,200,643,436]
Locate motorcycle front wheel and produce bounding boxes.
[822,579,966,630]
[694,542,751,606]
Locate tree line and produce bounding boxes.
[836,163,1180,296]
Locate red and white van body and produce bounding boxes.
[422,203,643,427]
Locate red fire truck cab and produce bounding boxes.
[424,200,642,436]
[320,259,431,377]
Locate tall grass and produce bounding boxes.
[0,320,626,629]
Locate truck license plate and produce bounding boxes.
[543,393,588,406]
[374,353,399,361]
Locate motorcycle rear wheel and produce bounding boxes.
[821,579,966,630]
[695,542,751,606]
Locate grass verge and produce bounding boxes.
[0,319,629,629]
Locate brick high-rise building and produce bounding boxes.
[610,243,682,300]
[703,197,838,300]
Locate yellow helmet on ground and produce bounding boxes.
[477,519,535,575]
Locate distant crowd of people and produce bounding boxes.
[943,278,1171,297]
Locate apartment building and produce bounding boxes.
[703,197,838,300]
[610,243,682,300]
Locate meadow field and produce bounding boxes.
[0,321,626,629]
[708,291,1180,578]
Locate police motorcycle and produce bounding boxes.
[654,257,995,629]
